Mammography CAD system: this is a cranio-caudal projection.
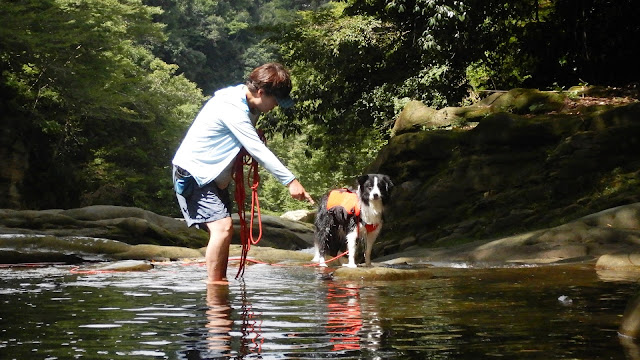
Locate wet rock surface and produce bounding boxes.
[0,205,313,264]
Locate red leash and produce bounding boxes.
[233,138,265,278]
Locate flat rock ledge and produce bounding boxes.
[596,254,640,271]
[379,202,640,270]
[332,266,433,281]
[231,246,434,281]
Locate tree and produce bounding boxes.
[273,2,398,150]
[0,0,204,212]
[144,0,332,94]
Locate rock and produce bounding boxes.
[0,234,205,263]
[0,206,208,248]
[114,244,203,261]
[280,209,315,223]
[368,98,640,261]
[479,88,567,114]
[376,202,640,266]
[233,213,314,249]
[229,245,314,264]
[91,260,153,272]
[332,266,433,281]
[620,295,640,339]
[390,89,567,136]
[595,254,640,271]
[392,100,441,135]
[0,206,315,264]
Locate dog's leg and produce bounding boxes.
[343,230,358,268]
[312,245,327,267]
[364,230,380,267]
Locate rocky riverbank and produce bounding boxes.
[0,205,313,264]
[1,86,639,278]
[1,202,639,275]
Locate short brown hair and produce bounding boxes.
[245,63,292,100]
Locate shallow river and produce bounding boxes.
[1,261,640,359]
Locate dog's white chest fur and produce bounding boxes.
[358,197,383,228]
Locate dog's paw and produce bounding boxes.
[342,263,357,268]
[318,262,328,267]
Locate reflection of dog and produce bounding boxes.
[313,174,394,267]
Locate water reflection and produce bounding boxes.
[202,281,265,359]
[323,280,383,356]
[326,281,363,351]
[205,284,232,355]
[1,263,637,359]
[236,280,264,357]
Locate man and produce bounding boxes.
[172,63,314,284]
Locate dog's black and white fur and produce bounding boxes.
[312,174,394,267]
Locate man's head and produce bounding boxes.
[246,63,294,109]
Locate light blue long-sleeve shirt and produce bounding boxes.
[172,84,295,188]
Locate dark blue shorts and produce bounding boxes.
[173,167,232,229]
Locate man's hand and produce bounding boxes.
[287,179,315,205]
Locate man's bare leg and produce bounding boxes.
[205,217,233,284]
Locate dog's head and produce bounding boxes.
[357,174,394,205]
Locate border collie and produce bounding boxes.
[312,174,394,267]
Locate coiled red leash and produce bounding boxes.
[233,135,265,278]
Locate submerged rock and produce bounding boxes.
[91,260,154,272]
[332,266,433,281]
[620,295,640,339]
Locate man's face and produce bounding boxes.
[256,90,278,113]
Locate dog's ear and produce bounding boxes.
[357,174,369,188]
[382,175,394,193]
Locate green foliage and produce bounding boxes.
[0,0,204,213]
[257,124,387,214]
[145,0,331,94]
[275,2,401,147]
[2,0,638,217]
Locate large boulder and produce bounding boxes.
[379,202,640,266]
[391,88,567,136]
[368,88,640,260]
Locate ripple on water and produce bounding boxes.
[78,324,122,329]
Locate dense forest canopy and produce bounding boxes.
[0,0,638,215]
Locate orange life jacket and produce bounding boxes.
[326,189,379,233]
[327,189,360,216]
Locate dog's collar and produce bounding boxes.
[365,223,379,233]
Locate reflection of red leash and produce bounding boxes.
[326,282,362,351]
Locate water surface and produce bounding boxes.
[1,261,639,359]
